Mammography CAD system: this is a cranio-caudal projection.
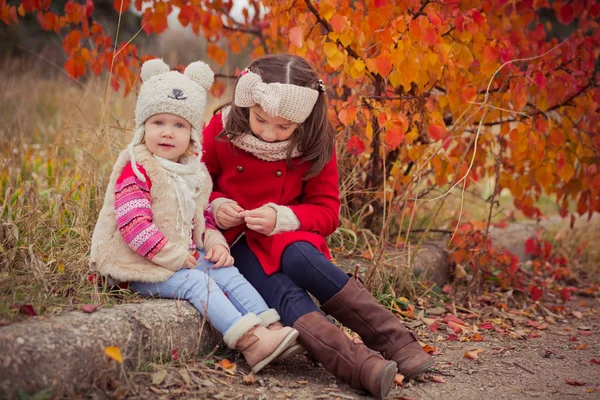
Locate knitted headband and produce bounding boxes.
[129,58,214,181]
[234,70,319,123]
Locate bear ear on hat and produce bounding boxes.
[141,59,170,82]
[184,61,214,91]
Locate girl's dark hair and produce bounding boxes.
[215,54,334,180]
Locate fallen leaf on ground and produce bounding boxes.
[431,375,445,383]
[578,330,593,336]
[10,303,37,316]
[479,322,494,330]
[565,378,586,386]
[590,359,600,365]
[151,370,167,385]
[242,373,255,384]
[464,348,484,360]
[81,304,99,313]
[393,373,405,386]
[296,380,308,385]
[577,343,588,350]
[572,311,583,319]
[218,359,237,375]
[104,346,123,363]
[179,369,192,386]
[470,333,484,342]
[422,345,437,354]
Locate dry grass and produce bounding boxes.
[0,58,136,321]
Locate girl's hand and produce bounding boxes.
[183,253,198,269]
[217,202,246,229]
[240,206,276,235]
[205,244,234,268]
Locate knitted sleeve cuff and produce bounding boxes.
[151,241,191,271]
[203,229,230,252]
[210,197,238,229]
[264,203,301,236]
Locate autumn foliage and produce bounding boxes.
[2,0,599,291]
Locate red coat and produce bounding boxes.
[201,114,340,275]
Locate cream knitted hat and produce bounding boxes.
[129,58,214,181]
[234,70,319,123]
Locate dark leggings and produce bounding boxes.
[230,237,350,327]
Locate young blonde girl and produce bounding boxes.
[89,59,298,373]
[202,54,433,398]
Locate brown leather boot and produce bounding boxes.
[258,310,306,362]
[224,313,299,373]
[294,311,397,399]
[321,277,433,379]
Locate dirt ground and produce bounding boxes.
[86,296,599,400]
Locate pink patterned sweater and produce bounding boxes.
[114,162,217,262]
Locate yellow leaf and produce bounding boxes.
[104,346,123,363]
[388,69,402,88]
[406,128,419,144]
[349,59,366,80]
[57,262,65,274]
[323,42,338,58]
[327,51,345,69]
[365,122,373,140]
[339,33,353,47]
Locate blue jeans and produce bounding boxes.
[129,251,270,335]
[231,237,350,327]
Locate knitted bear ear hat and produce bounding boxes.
[129,58,214,181]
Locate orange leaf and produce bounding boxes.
[104,346,123,363]
[393,373,404,386]
[375,54,392,77]
[329,14,346,32]
[207,43,227,67]
[428,123,447,141]
[464,348,484,360]
[289,26,303,48]
[384,125,405,150]
[431,375,445,383]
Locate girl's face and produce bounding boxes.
[249,106,298,142]
[144,113,192,162]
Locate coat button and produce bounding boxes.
[237,165,244,172]
[275,170,282,177]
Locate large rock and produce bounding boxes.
[0,300,218,397]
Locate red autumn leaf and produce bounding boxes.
[17,304,37,316]
[569,336,577,341]
[86,0,94,18]
[429,323,439,332]
[528,331,541,339]
[564,378,586,386]
[557,3,575,25]
[62,30,81,54]
[530,286,543,302]
[590,359,600,365]
[446,334,458,341]
[81,304,99,313]
[373,0,386,8]
[172,349,180,361]
[428,123,447,141]
[113,0,131,14]
[479,322,494,330]
[347,135,366,156]
[561,287,571,302]
[444,314,466,325]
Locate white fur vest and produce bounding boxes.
[89,145,213,283]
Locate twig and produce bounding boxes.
[513,362,535,375]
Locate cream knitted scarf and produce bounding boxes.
[153,155,206,238]
[231,133,301,162]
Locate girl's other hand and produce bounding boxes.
[217,202,245,229]
[240,206,276,235]
[183,253,198,269]
[205,244,234,268]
